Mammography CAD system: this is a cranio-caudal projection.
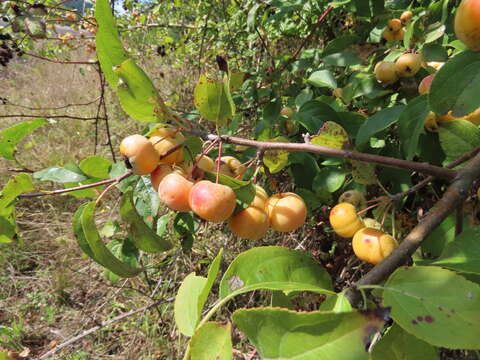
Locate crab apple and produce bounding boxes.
[188,180,237,222]
[418,74,435,95]
[251,185,269,210]
[158,173,193,212]
[150,164,173,191]
[454,0,480,51]
[395,53,422,78]
[338,190,367,210]
[228,206,269,240]
[219,156,246,179]
[437,111,464,123]
[280,106,294,118]
[393,28,405,41]
[119,134,159,175]
[352,228,398,264]
[400,10,413,24]
[149,127,185,165]
[424,112,439,132]
[266,192,307,232]
[465,108,480,125]
[387,19,402,32]
[329,202,365,238]
[374,61,398,84]
[180,155,215,177]
[382,28,397,41]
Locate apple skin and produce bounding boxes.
[251,185,269,210]
[228,206,269,240]
[189,180,237,222]
[374,61,398,84]
[150,164,173,191]
[387,19,402,32]
[149,126,185,165]
[383,28,396,41]
[180,155,215,178]
[454,0,480,51]
[119,134,159,175]
[395,53,422,78]
[418,74,435,95]
[266,192,307,232]
[158,172,193,212]
[352,228,398,264]
[424,111,439,132]
[400,10,413,24]
[329,202,365,238]
[338,190,367,210]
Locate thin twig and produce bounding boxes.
[0,114,105,121]
[24,52,98,65]
[18,171,133,198]
[35,298,174,360]
[1,97,101,111]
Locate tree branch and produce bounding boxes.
[346,151,480,305]
[195,133,457,180]
[18,171,133,198]
[0,114,105,121]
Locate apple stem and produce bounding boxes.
[216,140,223,184]
[357,202,381,216]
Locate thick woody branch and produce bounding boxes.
[346,151,480,305]
[197,133,456,180]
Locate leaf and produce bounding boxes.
[219,246,333,299]
[104,238,140,283]
[421,215,456,257]
[370,324,438,360]
[313,167,347,193]
[398,96,429,160]
[294,101,340,134]
[318,292,353,313]
[233,308,385,360]
[425,23,445,44]
[183,136,203,163]
[430,226,480,274]
[0,173,34,243]
[34,166,87,183]
[0,118,48,160]
[115,58,173,123]
[429,50,480,117]
[194,74,234,126]
[190,322,232,360]
[324,51,362,67]
[174,273,208,336]
[79,156,112,179]
[438,120,480,164]
[229,72,245,92]
[198,248,223,312]
[323,35,359,57]
[336,112,366,138]
[119,191,172,253]
[174,212,197,250]
[247,3,261,31]
[95,0,128,89]
[263,136,290,174]
[356,106,405,145]
[307,70,337,89]
[350,160,377,185]
[203,172,255,207]
[310,121,350,149]
[76,202,142,278]
[383,266,480,349]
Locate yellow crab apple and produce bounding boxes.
[158,172,193,212]
[329,202,365,238]
[266,192,307,232]
[119,134,158,175]
[188,180,237,222]
[352,228,399,264]
[454,0,480,51]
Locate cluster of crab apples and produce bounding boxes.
[119,126,307,241]
[382,10,412,42]
[329,190,398,265]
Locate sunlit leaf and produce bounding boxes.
[0,118,48,160]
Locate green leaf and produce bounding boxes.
[310,121,350,149]
[174,212,197,250]
[318,292,353,313]
[183,136,203,163]
[247,3,261,31]
[313,167,347,193]
[219,246,333,299]
[34,166,87,183]
[356,106,405,145]
[0,173,34,243]
[0,118,48,160]
[336,112,366,138]
[174,272,208,336]
[425,23,445,44]
[119,191,172,253]
[430,226,480,274]
[229,72,245,92]
[104,238,140,283]
[323,35,359,57]
[438,120,480,164]
[95,0,128,89]
[115,58,173,123]
[398,96,429,160]
[76,202,142,278]
[307,70,337,89]
[421,215,456,257]
[79,156,112,179]
[371,324,438,360]
[350,160,377,185]
[194,74,234,126]
[324,51,362,67]
[233,308,385,360]
[190,322,232,360]
[294,101,340,134]
[263,136,290,174]
[383,266,480,349]
[203,172,255,207]
[198,248,223,313]
[429,51,480,117]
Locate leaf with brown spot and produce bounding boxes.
[311,121,350,150]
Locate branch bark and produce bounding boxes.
[346,151,480,305]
